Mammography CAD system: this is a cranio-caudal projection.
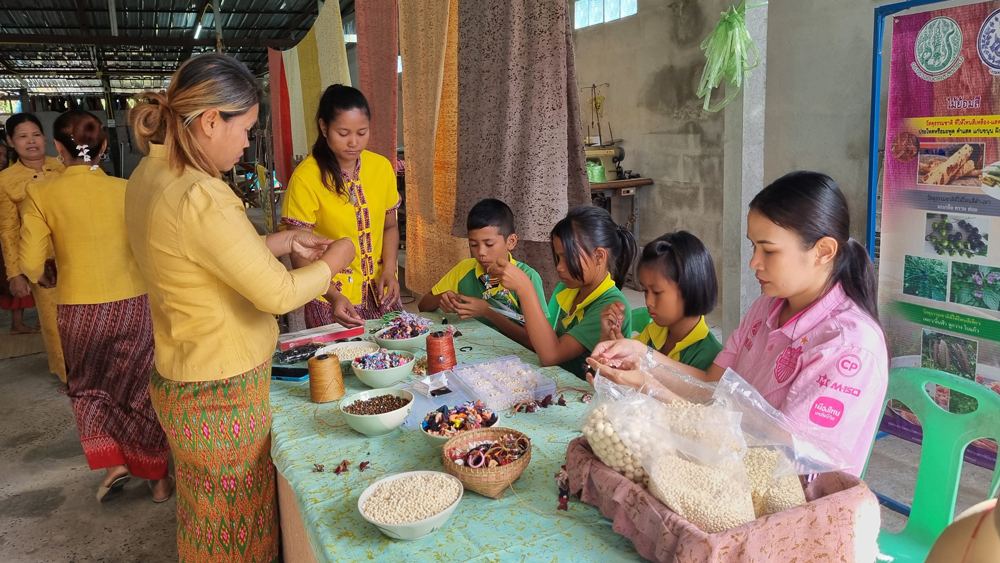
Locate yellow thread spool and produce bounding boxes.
[309,354,345,403]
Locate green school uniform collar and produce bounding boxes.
[556,273,616,328]
[642,316,710,360]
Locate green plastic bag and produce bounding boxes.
[696,1,766,112]
[587,160,606,184]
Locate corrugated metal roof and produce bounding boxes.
[0,0,355,95]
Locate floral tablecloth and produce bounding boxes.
[270,314,641,562]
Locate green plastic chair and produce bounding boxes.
[861,367,1000,562]
[631,307,651,337]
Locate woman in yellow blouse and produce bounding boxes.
[127,54,355,561]
[20,110,171,503]
[283,84,401,327]
[0,113,65,380]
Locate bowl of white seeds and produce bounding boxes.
[358,470,463,540]
[315,341,379,374]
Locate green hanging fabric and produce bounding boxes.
[696,1,767,113]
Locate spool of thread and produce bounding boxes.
[309,354,345,403]
[427,332,457,374]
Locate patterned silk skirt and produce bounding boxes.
[149,361,278,563]
[304,291,402,328]
[58,294,169,479]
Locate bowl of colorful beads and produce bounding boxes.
[340,388,415,437]
[374,312,433,352]
[352,350,416,388]
[420,401,499,447]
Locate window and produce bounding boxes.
[575,0,637,29]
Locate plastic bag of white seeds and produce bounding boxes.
[579,376,664,486]
[624,406,756,533]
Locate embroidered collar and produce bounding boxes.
[557,273,615,328]
[340,155,362,181]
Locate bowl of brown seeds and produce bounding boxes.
[340,388,414,437]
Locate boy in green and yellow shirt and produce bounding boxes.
[419,199,545,349]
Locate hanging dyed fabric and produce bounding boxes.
[695,1,766,112]
[356,0,399,167]
[455,0,589,290]
[398,0,469,293]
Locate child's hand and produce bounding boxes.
[591,338,645,368]
[487,259,530,293]
[586,357,643,389]
[600,302,626,341]
[438,291,461,313]
[453,295,489,320]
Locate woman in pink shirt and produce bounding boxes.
[590,171,888,476]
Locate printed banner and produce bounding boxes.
[881,2,1000,469]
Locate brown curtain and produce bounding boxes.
[454,0,589,292]
[357,0,399,166]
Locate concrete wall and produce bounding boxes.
[763,0,884,243]
[571,0,728,285]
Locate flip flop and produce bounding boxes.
[148,476,175,503]
[96,474,130,503]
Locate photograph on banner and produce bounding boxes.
[916,141,984,187]
[923,212,990,260]
[879,1,1000,468]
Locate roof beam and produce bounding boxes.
[284,3,319,35]
[0,33,297,48]
[75,0,90,35]
[5,8,309,16]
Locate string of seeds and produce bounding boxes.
[344,394,411,415]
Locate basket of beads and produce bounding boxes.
[441,427,531,499]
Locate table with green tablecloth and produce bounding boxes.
[270,315,641,562]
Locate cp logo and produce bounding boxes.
[837,354,862,377]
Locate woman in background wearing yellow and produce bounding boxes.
[0,141,40,335]
[283,84,402,328]
[0,113,65,379]
[20,110,171,503]
[127,54,355,562]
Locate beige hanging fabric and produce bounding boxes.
[398,0,450,222]
[281,2,351,160]
[399,0,469,293]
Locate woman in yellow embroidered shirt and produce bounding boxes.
[282,85,401,327]
[19,110,171,503]
[0,113,66,380]
[126,54,355,561]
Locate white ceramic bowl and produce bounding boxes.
[357,471,463,540]
[315,341,379,373]
[340,388,414,437]
[352,351,416,388]
[374,325,431,351]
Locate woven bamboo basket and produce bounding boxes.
[441,427,531,499]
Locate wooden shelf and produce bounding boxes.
[590,177,654,190]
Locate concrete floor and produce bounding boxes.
[1,312,997,560]
[0,353,177,563]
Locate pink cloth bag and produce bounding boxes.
[566,437,881,562]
